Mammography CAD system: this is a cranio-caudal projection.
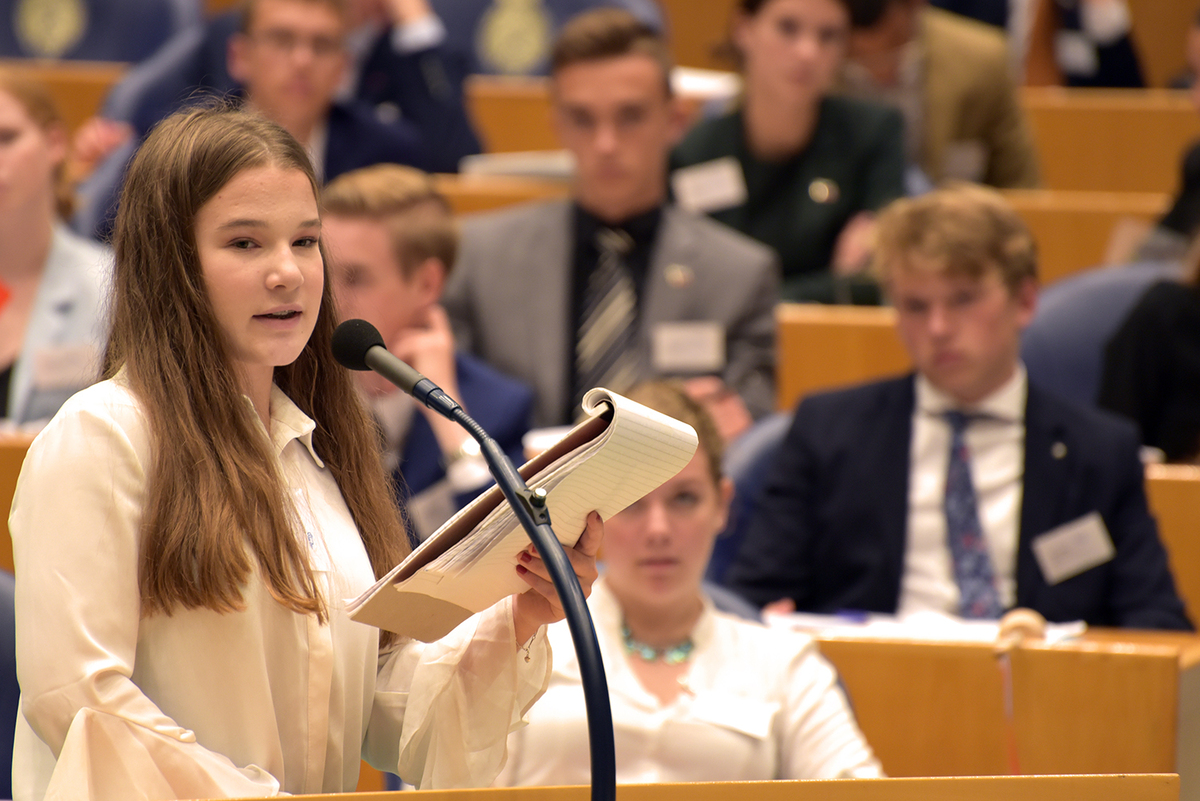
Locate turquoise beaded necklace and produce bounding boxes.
[621,622,695,665]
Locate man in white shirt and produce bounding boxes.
[726,184,1192,630]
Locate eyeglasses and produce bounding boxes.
[251,28,343,59]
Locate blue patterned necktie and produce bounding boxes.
[943,410,1003,619]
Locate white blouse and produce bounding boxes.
[10,378,549,801]
[495,579,882,786]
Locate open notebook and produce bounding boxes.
[347,387,699,641]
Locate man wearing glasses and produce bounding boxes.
[228,0,426,183]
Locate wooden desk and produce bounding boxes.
[1021,88,1200,194]
[464,76,559,154]
[233,775,1180,801]
[814,630,1200,801]
[433,173,569,216]
[1121,0,1199,90]
[465,75,706,155]
[1000,189,1170,285]
[1,58,127,136]
[0,434,33,574]
[658,0,739,71]
[775,304,909,411]
[1145,464,1200,625]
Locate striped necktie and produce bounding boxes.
[575,227,639,408]
[944,410,1003,619]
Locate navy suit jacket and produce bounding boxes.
[393,352,533,510]
[726,375,1193,631]
[324,102,425,181]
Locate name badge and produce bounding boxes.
[1031,512,1115,586]
[31,342,99,392]
[671,157,748,213]
[651,321,725,374]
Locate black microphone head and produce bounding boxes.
[331,318,385,371]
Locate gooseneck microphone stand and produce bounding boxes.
[331,319,615,801]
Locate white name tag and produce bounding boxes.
[651,321,726,374]
[1031,512,1115,586]
[671,156,748,213]
[31,343,99,392]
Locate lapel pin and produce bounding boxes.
[1051,442,1067,459]
[665,263,694,288]
[808,179,839,204]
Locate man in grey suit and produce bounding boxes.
[443,8,779,436]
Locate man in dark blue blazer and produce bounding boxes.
[75,0,436,240]
[727,185,1192,631]
[322,164,534,542]
[88,0,478,174]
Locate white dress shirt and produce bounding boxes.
[899,366,1028,616]
[495,579,882,786]
[11,378,549,801]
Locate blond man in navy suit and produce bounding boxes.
[728,185,1191,630]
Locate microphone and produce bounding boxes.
[330,318,460,419]
[331,317,617,801]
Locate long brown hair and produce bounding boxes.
[104,105,408,639]
[0,67,73,219]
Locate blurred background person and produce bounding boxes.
[75,0,429,240]
[71,0,477,186]
[840,0,1039,190]
[0,68,109,425]
[932,0,1144,87]
[670,0,905,304]
[322,163,533,540]
[1098,236,1200,464]
[495,380,882,786]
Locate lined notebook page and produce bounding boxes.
[347,388,698,639]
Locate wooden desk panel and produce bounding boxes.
[465,76,560,154]
[1127,0,1200,89]
[775,304,909,411]
[1000,189,1170,285]
[658,0,739,71]
[2,58,127,136]
[814,631,1200,800]
[1021,88,1200,194]
[433,173,569,216]
[0,435,33,574]
[1145,465,1200,626]
[465,75,706,155]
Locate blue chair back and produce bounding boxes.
[1021,261,1185,406]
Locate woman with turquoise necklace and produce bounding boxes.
[494,381,883,784]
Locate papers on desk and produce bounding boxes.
[767,610,1087,645]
